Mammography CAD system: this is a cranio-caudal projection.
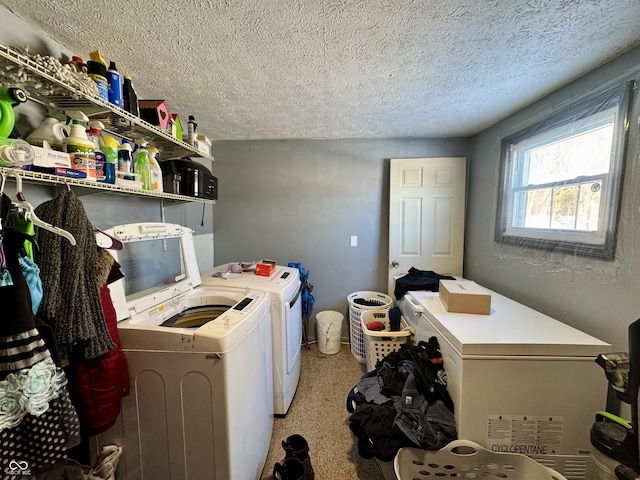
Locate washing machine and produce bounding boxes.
[91,223,274,480]
[201,262,302,415]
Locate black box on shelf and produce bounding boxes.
[160,157,217,200]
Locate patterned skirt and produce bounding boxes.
[0,328,80,476]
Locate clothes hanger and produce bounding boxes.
[94,227,123,250]
[0,170,6,231]
[5,171,77,246]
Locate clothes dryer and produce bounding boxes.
[201,262,302,415]
[92,223,274,480]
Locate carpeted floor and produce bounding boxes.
[260,343,386,480]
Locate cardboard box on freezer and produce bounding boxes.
[439,279,491,315]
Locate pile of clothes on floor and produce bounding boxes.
[347,338,457,461]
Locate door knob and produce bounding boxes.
[391,260,399,268]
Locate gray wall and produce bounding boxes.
[465,45,640,354]
[211,139,468,337]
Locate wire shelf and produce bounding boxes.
[0,167,216,204]
[0,43,213,161]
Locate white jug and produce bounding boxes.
[26,115,68,151]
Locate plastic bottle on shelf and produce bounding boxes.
[26,114,68,151]
[106,61,124,109]
[88,121,106,182]
[87,50,109,101]
[133,142,151,190]
[147,145,163,192]
[187,115,197,143]
[101,134,119,183]
[122,76,139,117]
[0,86,27,138]
[117,138,133,177]
[88,120,116,184]
[62,111,96,180]
[70,56,87,73]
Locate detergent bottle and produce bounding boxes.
[117,138,133,176]
[107,61,123,109]
[133,142,151,190]
[0,86,28,138]
[62,111,96,180]
[87,50,109,101]
[100,134,119,184]
[122,76,139,117]
[26,114,68,151]
[88,120,116,184]
[147,145,163,192]
[89,123,106,182]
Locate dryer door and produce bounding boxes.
[285,285,303,374]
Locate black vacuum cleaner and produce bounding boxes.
[592,318,640,479]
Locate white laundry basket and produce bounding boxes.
[361,310,414,371]
[347,291,393,363]
[395,440,567,480]
[316,311,343,354]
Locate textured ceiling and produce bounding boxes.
[2,0,640,140]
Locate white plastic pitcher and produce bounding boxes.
[26,115,68,151]
[316,311,343,354]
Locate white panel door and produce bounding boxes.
[388,157,466,296]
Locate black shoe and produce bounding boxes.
[282,435,314,480]
[273,457,305,480]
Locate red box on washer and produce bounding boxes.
[255,260,276,277]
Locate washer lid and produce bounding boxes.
[104,223,202,321]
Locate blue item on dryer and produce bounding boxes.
[288,262,314,319]
[288,262,315,350]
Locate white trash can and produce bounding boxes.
[316,311,343,355]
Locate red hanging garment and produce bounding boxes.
[72,253,129,436]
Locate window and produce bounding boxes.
[495,82,633,260]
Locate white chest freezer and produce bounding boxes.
[399,287,611,466]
